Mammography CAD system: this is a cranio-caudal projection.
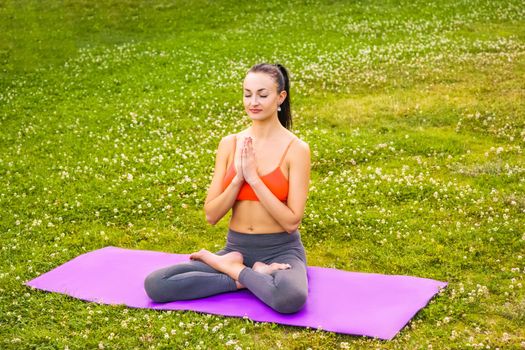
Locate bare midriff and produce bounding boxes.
[229,200,288,234]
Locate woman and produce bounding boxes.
[144,63,311,314]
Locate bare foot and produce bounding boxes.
[235,262,291,289]
[189,249,244,277]
[252,261,291,275]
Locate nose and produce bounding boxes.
[249,95,260,106]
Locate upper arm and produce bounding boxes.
[205,135,235,206]
[287,140,311,224]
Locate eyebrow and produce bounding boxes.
[244,88,268,92]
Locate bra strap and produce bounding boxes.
[228,134,237,169]
[278,137,297,166]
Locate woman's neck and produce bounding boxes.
[249,117,285,141]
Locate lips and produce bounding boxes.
[250,109,262,113]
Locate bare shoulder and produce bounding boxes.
[218,133,238,150]
[210,134,235,169]
[221,132,238,142]
[294,137,309,151]
[291,135,310,154]
[287,134,310,166]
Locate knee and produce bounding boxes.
[144,271,168,303]
[272,285,308,314]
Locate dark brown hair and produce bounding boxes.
[247,63,293,130]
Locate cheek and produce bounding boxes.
[257,99,270,108]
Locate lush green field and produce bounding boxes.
[1,0,524,348]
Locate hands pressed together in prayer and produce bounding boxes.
[234,136,259,185]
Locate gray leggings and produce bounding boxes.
[144,228,308,314]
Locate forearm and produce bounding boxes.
[249,178,299,233]
[204,178,243,225]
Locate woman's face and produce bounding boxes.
[243,72,285,121]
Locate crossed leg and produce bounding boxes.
[239,255,308,313]
[144,248,293,303]
[144,248,239,302]
[189,249,308,314]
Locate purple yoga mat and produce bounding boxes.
[25,246,447,340]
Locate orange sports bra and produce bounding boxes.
[221,135,297,201]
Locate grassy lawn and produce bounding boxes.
[1,0,524,348]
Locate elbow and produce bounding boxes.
[204,206,217,225]
[285,220,300,234]
[206,213,218,226]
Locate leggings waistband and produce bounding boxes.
[227,228,301,247]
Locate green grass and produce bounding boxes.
[1,0,524,348]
